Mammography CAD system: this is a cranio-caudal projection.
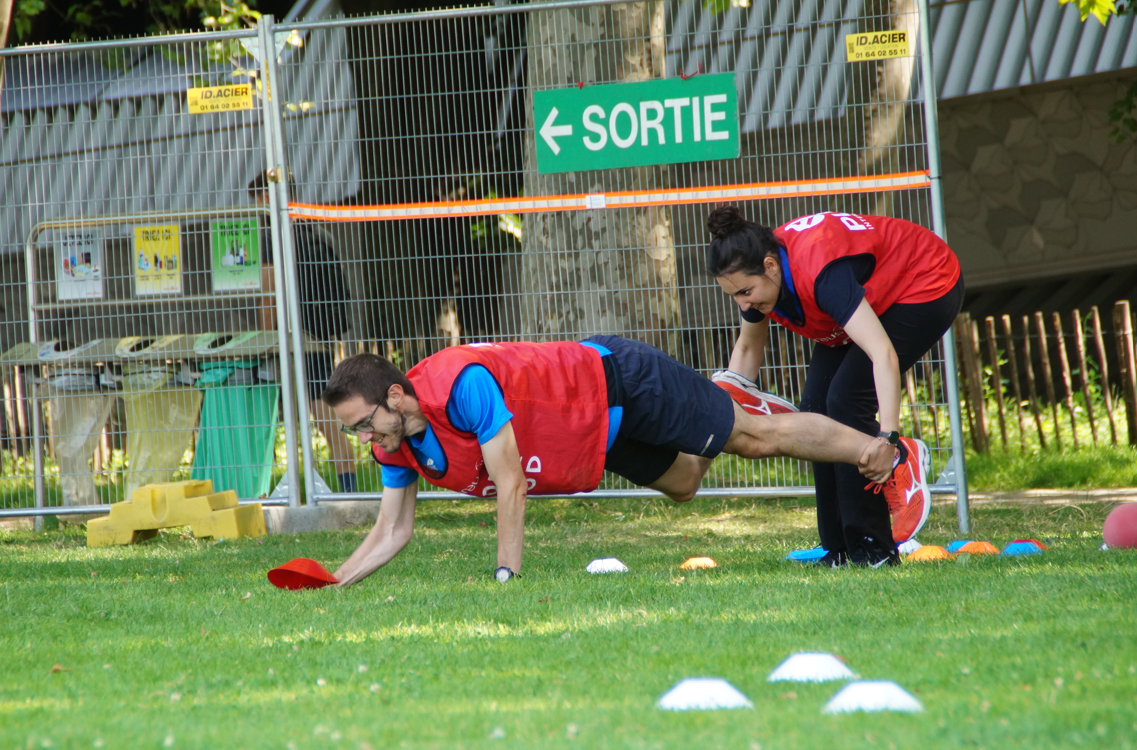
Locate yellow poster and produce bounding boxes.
[133,224,182,296]
[186,84,254,114]
[845,30,911,62]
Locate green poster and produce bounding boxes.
[210,218,262,293]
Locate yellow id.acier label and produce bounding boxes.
[845,30,911,62]
[187,84,254,114]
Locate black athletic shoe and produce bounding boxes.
[812,550,849,568]
[847,536,901,568]
[847,550,900,568]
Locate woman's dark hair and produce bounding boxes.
[322,353,416,409]
[706,205,781,277]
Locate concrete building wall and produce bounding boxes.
[939,70,1137,291]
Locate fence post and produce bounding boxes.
[1001,315,1026,452]
[955,313,988,452]
[1113,300,1137,446]
[1052,312,1079,448]
[1034,312,1062,450]
[983,316,1008,449]
[1071,310,1098,445]
[917,0,968,532]
[1021,315,1048,450]
[1091,307,1118,445]
[257,14,304,509]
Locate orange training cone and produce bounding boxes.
[906,545,954,561]
[957,541,999,555]
[268,558,339,590]
[680,557,717,570]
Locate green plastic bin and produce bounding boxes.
[190,361,279,499]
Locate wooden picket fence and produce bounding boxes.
[955,300,1137,453]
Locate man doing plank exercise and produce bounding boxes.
[323,336,914,586]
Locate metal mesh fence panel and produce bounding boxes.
[272,0,965,504]
[0,25,358,516]
[0,0,968,524]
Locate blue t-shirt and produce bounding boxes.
[380,344,622,488]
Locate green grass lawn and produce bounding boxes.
[2,496,1135,749]
[964,444,1137,491]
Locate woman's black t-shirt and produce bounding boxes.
[740,254,875,329]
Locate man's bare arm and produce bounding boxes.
[480,422,527,574]
[333,482,418,587]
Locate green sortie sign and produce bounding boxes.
[533,74,740,174]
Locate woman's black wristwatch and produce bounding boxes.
[877,430,900,446]
[494,566,514,583]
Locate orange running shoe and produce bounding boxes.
[711,370,798,415]
[873,436,931,543]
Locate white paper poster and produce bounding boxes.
[55,230,103,300]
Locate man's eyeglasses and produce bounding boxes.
[340,403,381,435]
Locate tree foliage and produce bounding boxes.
[1058,0,1136,140]
[1059,0,1119,24]
[7,0,289,43]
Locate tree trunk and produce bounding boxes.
[0,0,12,99]
[515,1,680,353]
[858,0,918,217]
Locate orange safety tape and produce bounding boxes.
[289,171,931,222]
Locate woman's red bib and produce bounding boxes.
[765,212,960,347]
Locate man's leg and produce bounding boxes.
[604,434,708,503]
[721,406,893,474]
[310,397,358,488]
[647,454,712,503]
[307,351,358,492]
[586,335,894,492]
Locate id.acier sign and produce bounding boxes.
[533,74,739,174]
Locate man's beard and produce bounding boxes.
[380,411,408,453]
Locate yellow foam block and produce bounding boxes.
[679,556,717,570]
[906,545,954,561]
[86,480,263,547]
[190,503,266,540]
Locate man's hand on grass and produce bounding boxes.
[333,484,418,588]
[333,558,372,588]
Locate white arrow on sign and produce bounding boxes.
[539,107,573,155]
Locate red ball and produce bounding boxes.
[1103,503,1137,549]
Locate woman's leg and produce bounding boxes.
[797,343,889,557]
[820,278,966,562]
[822,349,896,562]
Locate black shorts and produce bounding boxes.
[305,351,335,403]
[584,335,735,487]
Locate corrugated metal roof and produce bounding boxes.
[666,0,866,133]
[932,0,1137,98]
[0,1,360,256]
[664,0,1136,134]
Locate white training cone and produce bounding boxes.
[767,652,855,683]
[822,681,924,714]
[657,678,753,711]
[898,539,923,555]
[586,558,628,574]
